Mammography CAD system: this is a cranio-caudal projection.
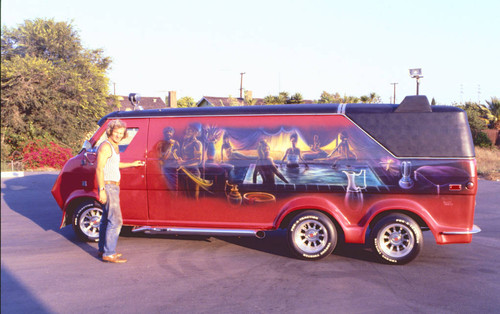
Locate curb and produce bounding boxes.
[1,172,25,178]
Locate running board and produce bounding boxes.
[131,226,266,239]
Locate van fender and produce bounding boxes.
[274,196,351,231]
[360,198,438,241]
[59,190,99,229]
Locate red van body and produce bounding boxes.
[52,95,480,264]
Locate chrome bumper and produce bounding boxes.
[442,224,481,235]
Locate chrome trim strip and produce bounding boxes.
[441,225,481,235]
[132,226,266,238]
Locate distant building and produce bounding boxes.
[197,91,265,107]
[109,95,167,111]
[196,96,266,107]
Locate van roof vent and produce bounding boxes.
[395,95,431,113]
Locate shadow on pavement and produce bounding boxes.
[1,265,52,313]
[217,230,380,263]
[2,173,96,257]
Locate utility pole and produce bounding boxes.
[390,82,398,104]
[113,82,116,96]
[240,72,246,98]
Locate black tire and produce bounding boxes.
[370,213,423,265]
[72,200,103,242]
[287,210,337,260]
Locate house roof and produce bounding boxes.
[110,96,167,111]
[197,96,266,107]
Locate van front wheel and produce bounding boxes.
[370,213,422,265]
[287,211,337,260]
[72,200,102,242]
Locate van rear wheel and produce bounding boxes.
[72,200,102,242]
[370,213,422,265]
[287,210,337,260]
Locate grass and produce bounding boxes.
[476,146,500,181]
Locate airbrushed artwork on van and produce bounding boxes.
[154,120,472,206]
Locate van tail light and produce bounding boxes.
[449,184,462,191]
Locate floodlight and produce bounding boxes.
[409,68,422,78]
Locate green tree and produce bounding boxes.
[459,102,491,146]
[176,96,196,108]
[319,91,343,103]
[1,19,112,156]
[290,93,303,104]
[360,93,381,103]
[486,97,500,129]
[244,92,257,106]
[264,91,298,105]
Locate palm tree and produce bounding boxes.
[486,97,500,129]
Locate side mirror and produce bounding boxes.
[80,140,97,165]
[80,140,92,154]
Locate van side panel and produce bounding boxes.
[142,114,476,244]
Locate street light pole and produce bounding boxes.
[409,68,423,95]
[240,72,246,98]
[391,82,398,104]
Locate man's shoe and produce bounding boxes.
[98,252,122,258]
[102,253,127,263]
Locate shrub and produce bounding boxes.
[22,140,73,170]
[474,132,493,148]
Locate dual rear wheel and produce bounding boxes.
[287,211,422,264]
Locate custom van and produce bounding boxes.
[52,95,480,264]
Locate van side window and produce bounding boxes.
[95,128,140,153]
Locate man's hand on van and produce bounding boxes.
[131,160,145,167]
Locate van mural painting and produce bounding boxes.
[154,120,472,208]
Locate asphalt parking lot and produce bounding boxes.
[2,172,500,313]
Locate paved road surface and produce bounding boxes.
[2,172,499,313]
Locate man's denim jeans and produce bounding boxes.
[98,185,122,256]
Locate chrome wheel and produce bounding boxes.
[293,219,328,254]
[377,223,415,258]
[78,207,102,239]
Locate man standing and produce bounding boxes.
[96,119,144,263]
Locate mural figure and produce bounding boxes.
[178,123,204,199]
[221,133,255,162]
[281,133,309,169]
[203,125,222,163]
[303,134,328,160]
[253,140,289,185]
[325,131,357,168]
[158,127,180,191]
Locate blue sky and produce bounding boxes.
[2,0,499,105]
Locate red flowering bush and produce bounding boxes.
[22,140,73,170]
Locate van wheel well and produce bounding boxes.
[279,209,345,243]
[366,210,428,239]
[65,197,98,225]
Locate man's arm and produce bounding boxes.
[96,142,112,204]
[119,160,145,168]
